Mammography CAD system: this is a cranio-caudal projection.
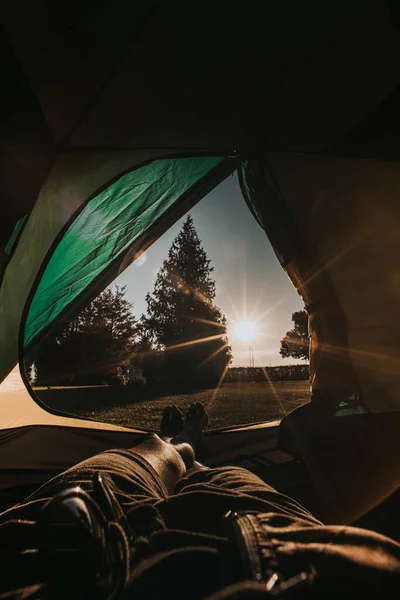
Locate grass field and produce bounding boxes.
[38,380,311,431]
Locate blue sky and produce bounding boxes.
[115,172,305,366]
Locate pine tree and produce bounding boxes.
[143,215,231,386]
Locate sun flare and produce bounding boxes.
[234,320,257,342]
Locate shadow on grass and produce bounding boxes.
[34,383,208,413]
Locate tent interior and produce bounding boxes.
[1,0,400,544]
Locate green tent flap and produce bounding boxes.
[24,156,230,350]
[4,215,28,257]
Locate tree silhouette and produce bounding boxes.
[142,215,231,386]
[35,286,137,385]
[279,310,309,361]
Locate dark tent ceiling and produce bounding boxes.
[1,0,399,246]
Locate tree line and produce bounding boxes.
[226,365,309,383]
[33,215,309,388]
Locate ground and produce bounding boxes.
[37,380,311,431]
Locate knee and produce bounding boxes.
[147,432,162,443]
[141,432,166,452]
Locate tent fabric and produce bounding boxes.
[279,406,400,524]
[0,367,135,432]
[2,0,395,153]
[23,156,232,352]
[0,28,53,248]
[4,215,28,258]
[0,1,398,251]
[243,154,400,412]
[238,159,304,267]
[0,0,397,244]
[0,149,164,384]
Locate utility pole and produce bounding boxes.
[249,344,254,368]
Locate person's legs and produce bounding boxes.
[0,403,206,525]
[128,401,208,495]
[115,402,317,526]
[175,464,320,524]
[169,404,321,526]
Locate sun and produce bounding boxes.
[234,320,257,342]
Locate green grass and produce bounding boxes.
[38,381,311,431]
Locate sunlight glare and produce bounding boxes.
[234,320,257,342]
[134,251,147,267]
